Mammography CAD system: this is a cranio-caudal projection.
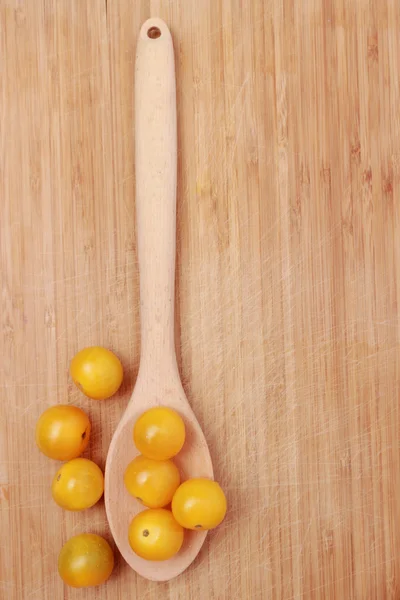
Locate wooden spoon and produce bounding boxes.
[105,18,213,582]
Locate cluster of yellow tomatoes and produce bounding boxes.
[35,347,123,587]
[124,406,227,561]
[35,346,227,588]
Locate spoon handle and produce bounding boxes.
[135,19,177,373]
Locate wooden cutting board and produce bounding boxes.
[1,1,399,598]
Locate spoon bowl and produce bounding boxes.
[105,18,213,581]
[106,377,213,581]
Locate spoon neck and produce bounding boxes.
[138,317,179,382]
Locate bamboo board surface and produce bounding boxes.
[1,1,400,599]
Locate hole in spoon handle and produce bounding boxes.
[147,26,161,39]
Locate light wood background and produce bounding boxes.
[1,1,400,599]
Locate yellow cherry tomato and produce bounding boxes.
[52,458,104,511]
[133,407,185,460]
[70,346,123,400]
[58,533,114,588]
[172,478,227,530]
[128,508,184,561]
[124,455,180,508]
[35,405,91,461]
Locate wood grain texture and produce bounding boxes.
[1,1,399,598]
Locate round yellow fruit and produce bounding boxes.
[70,346,123,400]
[172,478,227,530]
[58,533,114,588]
[133,407,185,460]
[35,405,91,461]
[52,458,104,511]
[128,508,184,561]
[124,455,180,508]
